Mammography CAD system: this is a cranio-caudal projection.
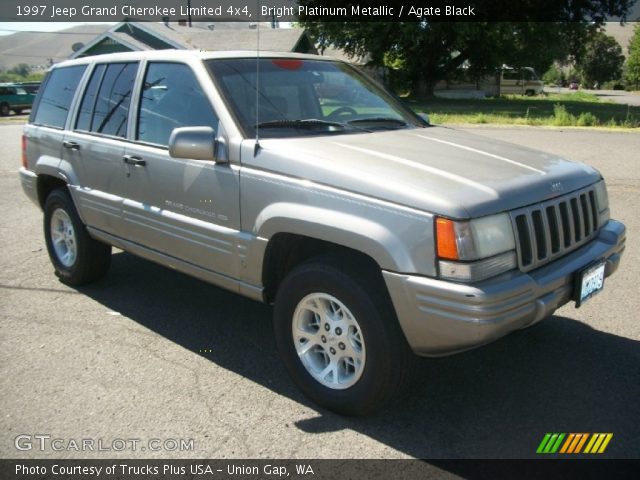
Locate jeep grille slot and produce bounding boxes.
[589,191,598,234]
[515,215,533,267]
[545,206,560,254]
[531,210,547,260]
[510,186,599,272]
[571,197,582,241]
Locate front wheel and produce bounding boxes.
[0,103,9,116]
[44,188,111,285]
[274,258,411,415]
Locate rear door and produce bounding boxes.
[61,62,138,236]
[25,65,87,183]
[121,61,241,278]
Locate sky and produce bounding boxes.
[0,21,292,36]
[0,22,116,36]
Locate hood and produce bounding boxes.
[242,126,601,219]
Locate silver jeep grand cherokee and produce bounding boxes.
[19,51,625,415]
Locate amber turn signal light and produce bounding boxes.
[436,217,459,260]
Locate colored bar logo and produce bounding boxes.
[537,433,613,454]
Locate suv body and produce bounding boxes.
[0,83,35,115]
[20,51,625,415]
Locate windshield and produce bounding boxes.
[206,58,425,138]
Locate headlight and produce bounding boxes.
[594,180,609,212]
[435,213,517,282]
[593,180,610,226]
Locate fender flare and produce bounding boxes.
[255,202,416,272]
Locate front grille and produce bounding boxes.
[510,186,599,272]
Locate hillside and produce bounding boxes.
[0,24,110,72]
[603,21,638,57]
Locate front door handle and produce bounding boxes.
[123,155,146,167]
[63,141,80,150]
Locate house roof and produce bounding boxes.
[71,22,316,59]
[318,45,368,65]
[175,28,311,52]
[107,31,153,52]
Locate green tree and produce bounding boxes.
[577,32,624,87]
[626,23,640,90]
[9,63,31,77]
[299,0,634,96]
[542,65,565,86]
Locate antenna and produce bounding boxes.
[254,1,261,156]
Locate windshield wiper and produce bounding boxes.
[347,117,408,128]
[256,119,351,130]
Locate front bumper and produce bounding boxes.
[383,219,626,357]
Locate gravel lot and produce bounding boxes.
[1,123,638,460]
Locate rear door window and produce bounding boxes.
[79,62,137,138]
[75,64,106,132]
[33,65,86,129]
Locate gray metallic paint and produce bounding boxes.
[384,220,625,356]
[241,127,601,220]
[20,50,626,357]
[169,126,218,161]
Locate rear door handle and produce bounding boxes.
[63,141,80,150]
[123,155,146,167]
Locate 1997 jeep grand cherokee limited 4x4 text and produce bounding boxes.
[19,51,625,415]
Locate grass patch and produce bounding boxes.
[407,94,640,129]
[576,112,598,127]
[552,104,575,126]
[525,92,602,103]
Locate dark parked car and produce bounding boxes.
[0,83,35,115]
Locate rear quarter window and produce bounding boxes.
[32,65,87,129]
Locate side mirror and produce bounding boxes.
[169,126,222,162]
[418,113,431,126]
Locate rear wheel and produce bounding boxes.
[0,103,9,116]
[13,108,22,115]
[44,188,111,285]
[274,257,411,415]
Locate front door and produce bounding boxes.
[122,61,241,278]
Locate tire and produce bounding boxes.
[273,257,412,416]
[44,188,111,285]
[525,89,535,97]
[0,103,9,116]
[13,109,22,115]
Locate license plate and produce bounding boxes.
[575,261,606,307]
